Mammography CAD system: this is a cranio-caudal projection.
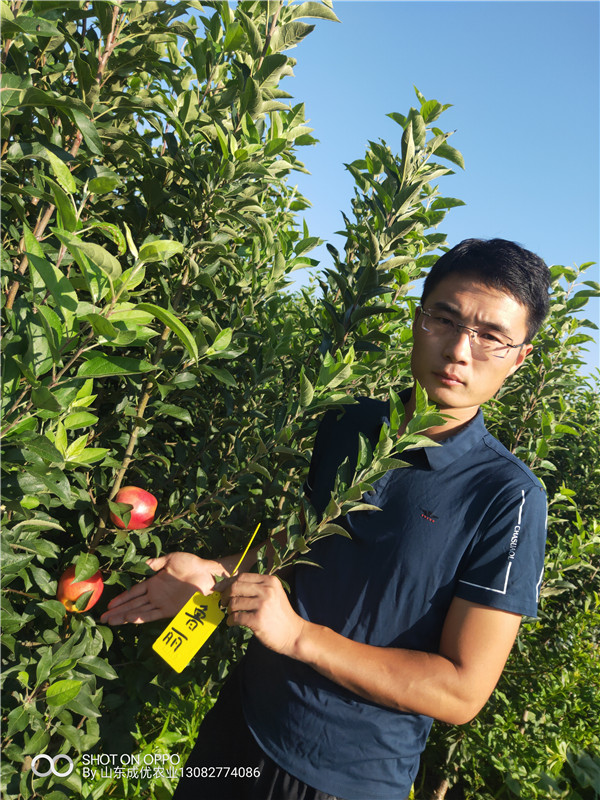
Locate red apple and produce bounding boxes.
[109,486,157,530]
[57,565,104,613]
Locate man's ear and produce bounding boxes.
[507,343,533,377]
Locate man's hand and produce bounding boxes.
[100,552,229,625]
[218,573,306,657]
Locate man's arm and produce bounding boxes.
[220,574,521,725]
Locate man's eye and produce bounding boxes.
[435,315,454,327]
[480,331,503,343]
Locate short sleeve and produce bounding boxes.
[303,408,339,504]
[455,482,547,618]
[303,397,389,517]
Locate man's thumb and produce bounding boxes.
[146,555,168,572]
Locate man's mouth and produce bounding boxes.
[433,371,464,387]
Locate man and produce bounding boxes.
[101,238,550,800]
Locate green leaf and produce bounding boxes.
[270,21,315,52]
[76,355,156,378]
[154,403,193,425]
[400,121,415,185]
[430,197,466,211]
[79,656,118,680]
[211,327,233,352]
[17,432,64,463]
[69,447,108,465]
[265,137,288,157]
[433,141,465,169]
[567,751,600,791]
[318,363,352,389]
[64,686,101,717]
[1,14,61,37]
[289,2,341,22]
[238,10,263,58]
[350,304,396,326]
[27,253,78,320]
[553,424,579,436]
[420,99,444,123]
[317,523,352,539]
[17,467,72,504]
[345,502,381,514]
[138,240,184,263]
[46,679,82,706]
[38,600,67,623]
[109,305,153,326]
[197,364,238,388]
[23,729,51,756]
[136,302,199,362]
[63,411,99,429]
[74,553,100,582]
[123,222,139,259]
[54,230,121,280]
[413,381,428,415]
[6,707,29,737]
[88,168,121,195]
[299,369,314,407]
[82,312,119,339]
[31,386,63,412]
[223,21,245,51]
[88,221,127,254]
[245,462,272,481]
[70,107,103,156]
[46,178,77,232]
[74,590,93,610]
[241,77,262,118]
[29,565,56,596]
[44,149,76,193]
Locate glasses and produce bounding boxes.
[419,309,527,359]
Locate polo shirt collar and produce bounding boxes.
[390,388,488,471]
[421,409,487,469]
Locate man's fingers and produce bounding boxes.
[219,572,267,589]
[218,573,271,598]
[146,556,167,572]
[115,593,151,613]
[105,579,150,609]
[226,609,256,629]
[101,602,165,625]
[219,583,260,607]
[226,594,260,613]
[126,606,168,624]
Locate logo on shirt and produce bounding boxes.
[508,524,520,559]
[420,508,438,523]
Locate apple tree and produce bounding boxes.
[0,2,465,798]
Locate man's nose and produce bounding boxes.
[442,326,472,361]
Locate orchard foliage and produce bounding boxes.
[0,2,598,800]
[0,2,460,797]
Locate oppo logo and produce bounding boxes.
[31,754,74,778]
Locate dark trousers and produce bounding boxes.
[172,669,344,800]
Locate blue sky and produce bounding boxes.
[282,0,599,375]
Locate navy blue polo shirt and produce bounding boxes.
[241,394,547,800]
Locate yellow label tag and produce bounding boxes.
[152,591,224,673]
[152,523,261,672]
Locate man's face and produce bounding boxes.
[411,274,533,424]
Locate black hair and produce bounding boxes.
[420,238,551,342]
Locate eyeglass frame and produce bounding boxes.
[418,308,528,359]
